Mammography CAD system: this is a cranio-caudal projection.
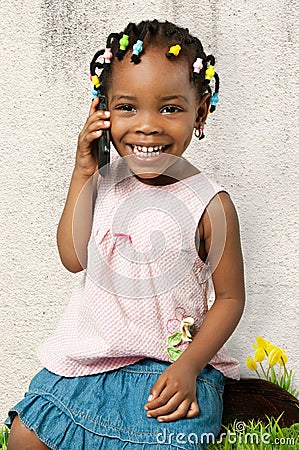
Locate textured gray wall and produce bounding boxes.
[0,0,298,421]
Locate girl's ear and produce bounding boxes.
[194,93,211,129]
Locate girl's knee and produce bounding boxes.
[7,415,50,450]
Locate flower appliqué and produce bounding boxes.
[166,307,195,362]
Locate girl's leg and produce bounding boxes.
[7,415,50,450]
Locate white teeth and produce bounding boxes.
[131,145,166,157]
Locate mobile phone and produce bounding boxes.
[97,95,110,177]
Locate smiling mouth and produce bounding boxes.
[130,144,169,157]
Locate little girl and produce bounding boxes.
[6,20,245,450]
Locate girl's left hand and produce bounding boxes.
[144,361,200,422]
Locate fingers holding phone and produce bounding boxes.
[76,97,111,177]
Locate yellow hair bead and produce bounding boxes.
[205,65,215,80]
[91,75,101,88]
[169,45,181,56]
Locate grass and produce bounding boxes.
[207,416,299,449]
[1,417,298,449]
[0,425,8,450]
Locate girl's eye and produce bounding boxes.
[161,105,183,114]
[115,104,136,112]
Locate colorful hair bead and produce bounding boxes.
[132,40,143,56]
[91,89,99,99]
[91,74,101,88]
[166,44,181,58]
[192,57,204,82]
[131,40,143,64]
[103,48,113,63]
[209,93,219,113]
[210,92,219,107]
[119,34,129,51]
[205,64,215,82]
[193,58,203,73]
[116,34,130,61]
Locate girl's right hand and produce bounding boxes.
[75,96,111,177]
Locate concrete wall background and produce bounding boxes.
[0,0,298,422]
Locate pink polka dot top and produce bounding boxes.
[37,153,240,379]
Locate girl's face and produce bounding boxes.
[107,46,209,183]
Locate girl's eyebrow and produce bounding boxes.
[111,94,189,102]
[161,95,189,102]
[111,95,136,102]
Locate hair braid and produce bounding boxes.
[91,20,220,112]
[148,19,159,35]
[131,21,151,64]
[116,23,138,61]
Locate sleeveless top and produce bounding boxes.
[37,154,240,379]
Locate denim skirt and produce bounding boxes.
[5,358,225,450]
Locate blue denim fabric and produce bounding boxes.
[5,359,225,449]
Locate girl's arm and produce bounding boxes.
[144,191,245,422]
[56,169,96,273]
[176,191,245,375]
[57,98,111,273]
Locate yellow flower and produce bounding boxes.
[254,346,266,362]
[265,341,276,355]
[252,337,274,355]
[256,336,269,350]
[278,348,288,366]
[246,357,258,371]
[267,346,282,367]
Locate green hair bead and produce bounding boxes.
[119,34,129,51]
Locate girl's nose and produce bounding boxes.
[134,112,163,135]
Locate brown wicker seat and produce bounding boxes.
[222,378,299,428]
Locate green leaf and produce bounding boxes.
[167,332,182,347]
[270,367,277,384]
[167,347,183,362]
[0,425,9,450]
[285,370,292,390]
[280,373,286,389]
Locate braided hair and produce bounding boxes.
[90,20,219,113]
